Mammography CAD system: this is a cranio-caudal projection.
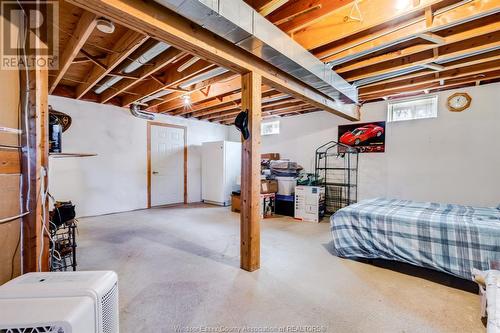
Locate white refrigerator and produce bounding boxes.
[202,141,241,206]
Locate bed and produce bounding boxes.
[474,269,500,333]
[330,198,500,280]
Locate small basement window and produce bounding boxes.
[387,95,438,122]
[261,120,280,136]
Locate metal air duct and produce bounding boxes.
[129,104,156,120]
[153,0,358,104]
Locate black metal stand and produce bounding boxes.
[315,141,358,214]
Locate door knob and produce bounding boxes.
[152,171,159,175]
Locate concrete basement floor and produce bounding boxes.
[77,205,484,333]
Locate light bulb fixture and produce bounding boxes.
[395,0,411,10]
[96,18,115,34]
[181,94,191,106]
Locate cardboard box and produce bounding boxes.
[261,153,280,161]
[294,186,325,223]
[261,179,278,194]
[261,193,275,218]
[232,193,275,219]
[231,193,241,212]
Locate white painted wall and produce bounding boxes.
[48,96,231,217]
[261,83,500,207]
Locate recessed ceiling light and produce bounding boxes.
[96,18,115,34]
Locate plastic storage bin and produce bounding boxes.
[275,177,297,196]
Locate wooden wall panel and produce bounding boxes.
[0,150,21,174]
[0,15,22,283]
[0,175,21,284]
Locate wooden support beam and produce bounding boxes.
[100,48,185,103]
[425,6,434,27]
[240,71,261,272]
[418,32,445,44]
[79,49,107,69]
[67,0,358,120]
[257,0,289,16]
[21,48,49,273]
[76,31,148,99]
[49,11,97,93]
[267,0,351,34]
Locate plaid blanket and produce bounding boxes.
[330,198,500,280]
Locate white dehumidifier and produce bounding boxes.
[0,271,118,333]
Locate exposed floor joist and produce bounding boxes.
[49,11,97,93]
[66,0,359,121]
[50,0,500,121]
[76,31,148,99]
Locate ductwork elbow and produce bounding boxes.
[130,104,155,120]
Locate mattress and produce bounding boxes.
[330,198,500,280]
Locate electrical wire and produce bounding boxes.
[12,0,32,274]
[10,231,21,280]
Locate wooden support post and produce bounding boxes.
[20,38,49,274]
[240,71,261,272]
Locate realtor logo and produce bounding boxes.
[1,1,59,70]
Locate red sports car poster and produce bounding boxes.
[338,121,386,153]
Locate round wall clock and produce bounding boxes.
[447,92,472,112]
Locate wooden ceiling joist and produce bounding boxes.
[220,105,320,125]
[267,0,352,34]
[49,0,500,123]
[293,0,453,52]
[361,68,500,101]
[359,57,500,97]
[318,1,500,64]
[252,0,289,16]
[157,76,242,114]
[175,89,280,118]
[344,34,500,83]
[49,11,97,93]
[199,96,297,121]
[334,16,500,74]
[67,0,359,121]
[76,31,148,99]
[120,57,216,106]
[99,47,186,104]
[359,50,500,89]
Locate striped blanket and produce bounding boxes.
[330,198,500,280]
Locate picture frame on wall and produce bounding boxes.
[338,121,386,153]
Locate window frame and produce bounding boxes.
[261,120,280,136]
[387,95,438,123]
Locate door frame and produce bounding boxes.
[147,121,187,208]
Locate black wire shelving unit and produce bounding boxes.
[314,141,359,214]
[49,219,77,272]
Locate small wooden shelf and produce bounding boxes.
[49,152,97,158]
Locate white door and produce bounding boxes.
[150,125,185,206]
